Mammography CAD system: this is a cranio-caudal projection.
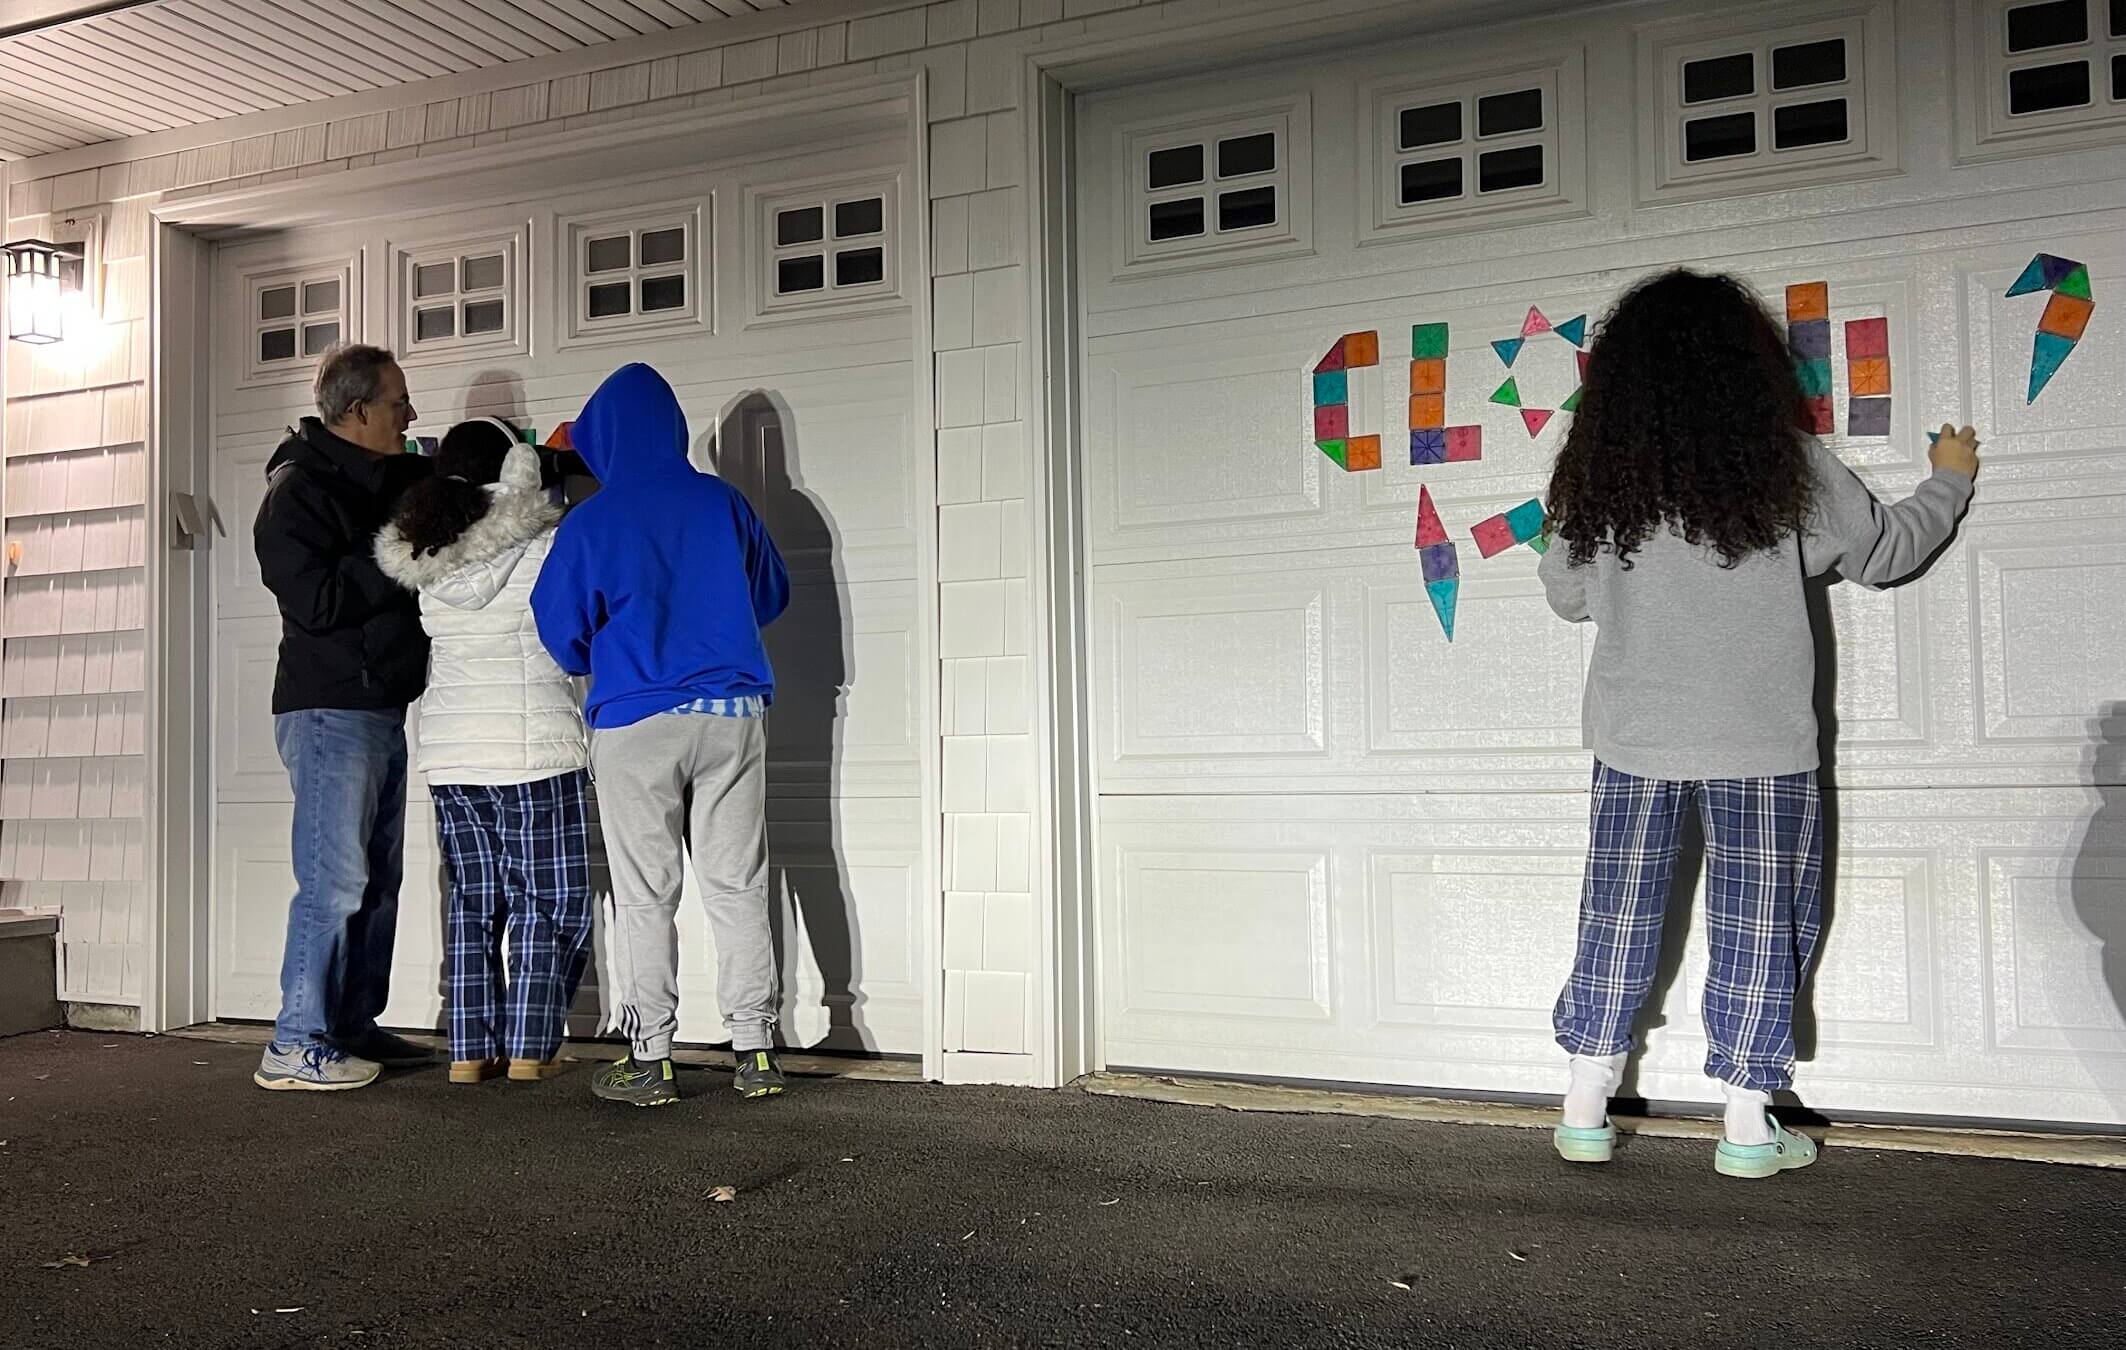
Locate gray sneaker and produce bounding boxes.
[254,1042,381,1092]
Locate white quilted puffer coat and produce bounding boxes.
[374,444,587,785]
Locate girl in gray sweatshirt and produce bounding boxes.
[1538,270,1979,1178]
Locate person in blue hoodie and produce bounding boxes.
[531,364,790,1107]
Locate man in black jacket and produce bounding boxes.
[251,344,436,1091]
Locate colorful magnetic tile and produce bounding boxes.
[1554,314,1588,348]
[1785,282,1829,322]
[1490,376,1522,407]
[1849,359,1890,397]
[1425,578,1459,641]
[1410,428,1447,465]
[1314,343,1347,374]
[1317,439,1348,469]
[1409,359,1446,396]
[1410,323,1451,359]
[1505,497,1546,543]
[2056,265,2092,300]
[1844,317,1888,360]
[1796,358,1833,398]
[2040,253,2079,286]
[2029,330,2078,402]
[1445,425,1483,462]
[1559,387,1582,413]
[1492,337,1526,367]
[2006,256,2052,297]
[1415,485,1450,548]
[1521,307,1553,337]
[1846,397,1892,438]
[1314,403,1349,440]
[1343,331,1381,367]
[2039,292,2094,341]
[543,421,574,450]
[1520,408,1555,437]
[1409,394,1446,429]
[1787,319,1832,360]
[1345,435,1383,471]
[1802,395,1835,434]
[1470,513,1519,559]
[1420,541,1459,583]
[1313,369,1348,404]
[1577,349,1590,380]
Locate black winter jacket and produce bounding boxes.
[253,418,434,713]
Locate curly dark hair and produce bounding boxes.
[389,419,519,557]
[1546,269,1815,570]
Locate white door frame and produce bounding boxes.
[141,75,945,1079]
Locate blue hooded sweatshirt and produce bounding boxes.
[531,363,789,730]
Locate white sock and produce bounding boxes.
[1722,1083,1775,1145]
[1561,1051,1628,1128]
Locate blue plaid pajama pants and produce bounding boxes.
[432,771,593,1064]
[1553,761,1824,1092]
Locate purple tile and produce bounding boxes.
[1410,428,1447,465]
[1420,541,1459,582]
[1846,396,1892,438]
[1786,319,1831,360]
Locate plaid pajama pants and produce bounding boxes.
[1553,761,1824,1092]
[432,771,593,1064]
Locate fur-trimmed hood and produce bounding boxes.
[375,444,561,602]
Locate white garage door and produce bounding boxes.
[208,138,932,1056]
[1076,11,2126,1125]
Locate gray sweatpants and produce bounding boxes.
[591,713,774,1058]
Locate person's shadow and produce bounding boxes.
[2070,703,2126,1121]
[707,391,872,1055]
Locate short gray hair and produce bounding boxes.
[314,343,398,423]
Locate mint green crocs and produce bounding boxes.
[1714,1119,1818,1179]
[1553,1120,1617,1164]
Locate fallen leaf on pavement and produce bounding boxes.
[1389,1280,1411,1292]
[1098,1198,1120,1207]
[274,1308,305,1314]
[42,1254,94,1269]
[708,1186,737,1203]
[1507,1250,1528,1263]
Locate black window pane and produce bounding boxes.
[1400,156,1464,203]
[776,207,824,246]
[1477,144,1544,192]
[2009,59,2092,112]
[1217,186,1276,231]
[2114,50,2125,98]
[1217,132,1277,177]
[1684,111,1757,161]
[835,248,885,287]
[777,255,825,293]
[2007,0,2088,52]
[301,322,339,356]
[1476,87,1543,136]
[639,228,686,266]
[1399,101,1462,149]
[588,282,631,317]
[260,287,296,321]
[1683,52,1755,103]
[415,306,454,342]
[585,235,630,273]
[260,328,296,362]
[1773,98,1850,148]
[302,280,339,315]
[639,275,685,312]
[834,198,884,238]
[463,300,505,335]
[1146,144,1203,189]
[1772,38,1847,89]
[1147,196,1205,241]
[2114,0,2126,36]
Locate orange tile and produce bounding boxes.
[1786,282,1829,322]
[1344,435,1382,471]
[1343,331,1380,367]
[1409,359,1446,396]
[1849,358,1890,396]
[1408,394,1445,429]
[2039,292,2093,341]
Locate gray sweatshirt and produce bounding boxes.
[1539,440,1972,781]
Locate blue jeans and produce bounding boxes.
[271,708,409,1049]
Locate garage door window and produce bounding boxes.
[1138,124,1285,246]
[393,231,526,363]
[1358,57,1585,240]
[1674,29,1861,167]
[244,261,354,384]
[754,178,900,319]
[1997,0,2126,115]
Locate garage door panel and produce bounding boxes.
[1965,241,2126,462]
[1109,845,1334,1022]
[1363,575,1589,756]
[1367,849,1582,1035]
[1980,848,2126,1057]
[1097,572,1328,767]
[1972,527,2126,748]
[1090,352,1327,549]
[765,579,922,798]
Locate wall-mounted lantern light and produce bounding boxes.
[3,239,81,345]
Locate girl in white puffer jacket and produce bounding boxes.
[376,419,591,1085]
